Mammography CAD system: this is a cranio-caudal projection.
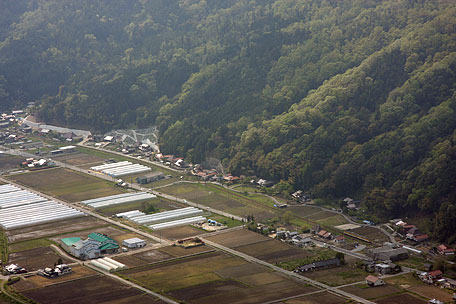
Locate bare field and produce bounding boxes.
[8,167,124,202]
[303,266,369,287]
[119,250,319,304]
[341,284,402,300]
[316,214,349,227]
[205,229,270,248]
[408,285,453,302]
[21,275,151,304]
[6,216,107,243]
[0,155,22,170]
[287,205,323,217]
[306,210,337,221]
[191,281,319,304]
[8,247,70,271]
[234,239,310,264]
[132,249,173,264]
[286,291,347,304]
[113,255,149,268]
[375,293,427,304]
[349,226,389,243]
[52,152,105,166]
[215,263,267,278]
[157,244,214,258]
[167,279,245,302]
[14,265,98,291]
[151,225,203,240]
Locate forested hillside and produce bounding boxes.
[1,0,455,241]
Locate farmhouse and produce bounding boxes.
[61,233,119,260]
[38,264,72,278]
[375,263,400,275]
[122,237,146,249]
[366,275,385,287]
[437,244,455,255]
[61,237,101,260]
[295,258,340,273]
[88,233,119,254]
[366,246,409,261]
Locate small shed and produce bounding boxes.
[122,237,146,249]
[366,275,385,287]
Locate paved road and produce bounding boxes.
[84,263,180,304]
[0,174,173,247]
[201,238,376,304]
[4,146,245,226]
[287,203,397,245]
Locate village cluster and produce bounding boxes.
[0,109,455,304]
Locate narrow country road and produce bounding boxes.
[201,238,376,304]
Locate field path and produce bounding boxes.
[201,237,376,304]
[84,262,180,304]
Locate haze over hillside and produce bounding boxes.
[1,0,455,241]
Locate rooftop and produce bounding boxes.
[61,237,81,247]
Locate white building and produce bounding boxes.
[122,237,146,249]
[61,237,101,260]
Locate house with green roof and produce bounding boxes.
[61,233,119,260]
[88,232,119,254]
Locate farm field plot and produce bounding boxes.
[316,214,349,227]
[349,226,389,243]
[303,266,369,287]
[8,246,70,271]
[205,228,270,248]
[306,210,338,221]
[286,205,323,217]
[385,273,453,302]
[114,254,149,268]
[6,216,106,243]
[151,225,204,240]
[13,265,98,291]
[0,154,22,170]
[158,244,213,258]
[159,183,275,221]
[119,251,319,304]
[8,167,125,202]
[20,275,158,304]
[375,293,427,304]
[340,283,402,300]
[408,285,453,302]
[52,152,106,166]
[233,239,310,264]
[285,291,347,304]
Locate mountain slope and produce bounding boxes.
[1,0,455,240]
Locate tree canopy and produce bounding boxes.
[1,0,455,241]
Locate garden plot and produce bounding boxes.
[20,275,161,304]
[52,152,106,166]
[119,251,319,304]
[8,247,70,271]
[6,216,106,243]
[8,168,124,202]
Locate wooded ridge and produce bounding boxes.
[0,0,455,241]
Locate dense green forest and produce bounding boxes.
[1,0,455,242]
